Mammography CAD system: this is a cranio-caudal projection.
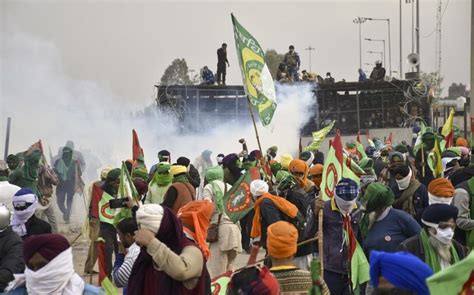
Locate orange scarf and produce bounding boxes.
[251,193,299,238]
[178,200,214,259]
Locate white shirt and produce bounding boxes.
[0,181,21,210]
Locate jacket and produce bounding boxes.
[0,227,24,292]
[162,182,196,214]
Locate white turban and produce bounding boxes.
[136,204,164,234]
[12,188,38,237]
[250,180,269,197]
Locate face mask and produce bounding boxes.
[396,168,412,190]
[433,227,454,245]
[334,195,356,215]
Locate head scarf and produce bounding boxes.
[100,166,113,181]
[370,251,432,295]
[279,154,293,170]
[170,165,189,183]
[136,204,165,233]
[23,234,84,295]
[178,200,214,259]
[216,153,225,165]
[132,168,149,181]
[56,147,74,182]
[394,144,409,154]
[133,178,148,196]
[205,166,225,213]
[267,221,298,259]
[157,150,171,163]
[128,206,202,295]
[269,161,282,176]
[428,178,455,205]
[12,188,38,237]
[222,154,242,181]
[201,150,212,161]
[361,183,394,213]
[334,178,359,215]
[308,164,324,188]
[250,180,269,197]
[23,150,41,181]
[388,151,404,164]
[299,151,314,167]
[102,168,120,196]
[151,163,173,187]
[422,204,458,226]
[177,157,191,168]
[456,137,468,147]
[288,159,309,188]
[7,154,20,170]
[228,266,280,295]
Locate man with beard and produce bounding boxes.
[400,203,467,272]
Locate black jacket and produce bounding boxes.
[187,164,201,188]
[0,227,24,292]
[449,166,474,187]
[399,233,467,264]
[24,215,52,240]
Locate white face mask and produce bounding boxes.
[433,227,454,245]
[396,168,412,190]
[334,195,357,215]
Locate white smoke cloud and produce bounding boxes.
[1,31,315,183]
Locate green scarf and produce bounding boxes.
[420,229,460,273]
[151,163,173,187]
[242,160,257,171]
[205,166,225,214]
[360,183,395,239]
[23,150,41,181]
[173,173,189,183]
[56,147,74,182]
[6,154,19,170]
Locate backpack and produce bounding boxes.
[283,187,317,243]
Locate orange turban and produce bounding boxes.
[288,159,309,188]
[309,164,324,188]
[456,137,468,148]
[427,178,455,205]
[178,200,214,259]
[267,221,298,259]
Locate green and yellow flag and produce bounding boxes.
[305,120,336,152]
[427,251,474,295]
[232,14,277,126]
[114,161,139,225]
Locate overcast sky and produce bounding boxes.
[2,0,471,104]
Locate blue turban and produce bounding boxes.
[335,178,359,201]
[370,251,432,295]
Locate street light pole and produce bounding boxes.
[416,0,420,73]
[305,46,315,72]
[368,51,383,62]
[353,17,367,69]
[365,38,386,68]
[400,0,403,79]
[362,17,392,77]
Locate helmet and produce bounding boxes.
[0,204,10,231]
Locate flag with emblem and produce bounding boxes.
[305,120,336,152]
[114,161,139,225]
[223,167,261,222]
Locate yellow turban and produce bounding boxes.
[280,154,293,170]
[267,221,298,259]
[170,165,187,176]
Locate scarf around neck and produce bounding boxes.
[420,229,460,273]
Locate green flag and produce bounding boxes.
[114,161,138,226]
[223,167,261,222]
[231,14,277,126]
[427,251,474,295]
[305,120,336,152]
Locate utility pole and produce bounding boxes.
[416,0,420,73]
[399,0,403,79]
[470,0,474,141]
[305,46,315,72]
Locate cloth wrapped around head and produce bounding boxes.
[170,165,187,176]
[205,166,224,182]
[427,178,455,205]
[250,180,269,197]
[456,137,468,147]
[132,168,148,182]
[23,233,70,263]
[228,266,280,295]
[100,166,113,180]
[370,250,432,295]
[308,164,324,188]
[288,159,309,188]
[136,204,165,234]
[361,183,394,213]
[178,200,214,259]
[279,154,293,170]
[421,203,458,227]
[12,188,38,237]
[267,221,298,259]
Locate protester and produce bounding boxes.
[162,165,196,214]
[378,151,405,186]
[54,146,78,224]
[202,166,242,278]
[11,188,51,239]
[369,60,386,81]
[148,150,171,180]
[145,162,172,205]
[313,178,363,295]
[216,43,229,85]
[324,72,335,83]
[0,161,20,210]
[227,265,280,295]
[390,163,429,223]
[360,183,420,256]
[400,203,467,272]
[176,157,201,189]
[455,137,469,148]
[267,221,330,294]
[250,180,299,252]
[113,218,140,294]
[6,233,102,294]
[36,162,59,233]
[222,154,243,185]
[369,251,433,295]
[8,150,41,195]
[452,177,474,249]
[200,66,215,85]
[128,203,211,294]
[83,166,110,275]
[194,150,213,181]
[308,164,323,192]
[284,45,300,82]
[276,63,290,83]
[358,68,367,82]
[216,153,225,166]
[6,154,21,172]
[0,204,24,293]
[99,168,121,278]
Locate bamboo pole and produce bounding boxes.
[318,209,324,280]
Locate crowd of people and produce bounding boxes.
[0,125,473,294]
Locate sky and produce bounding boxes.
[1,0,471,105]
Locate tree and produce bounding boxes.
[448,83,468,100]
[160,58,193,85]
[265,49,284,80]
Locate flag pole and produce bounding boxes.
[318,209,324,280]
[246,96,270,181]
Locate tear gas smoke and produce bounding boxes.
[1,32,315,184]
